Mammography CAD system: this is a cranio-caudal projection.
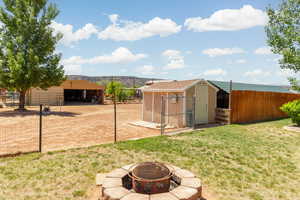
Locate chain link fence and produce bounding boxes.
[0,92,19,108]
[160,95,196,135]
[0,107,40,157]
[0,89,158,157]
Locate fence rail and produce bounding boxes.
[230,90,300,123]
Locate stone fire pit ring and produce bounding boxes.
[99,163,202,200]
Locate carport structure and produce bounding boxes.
[61,80,104,104]
[26,80,104,106]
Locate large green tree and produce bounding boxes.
[0,0,65,110]
[105,81,135,102]
[266,0,300,88]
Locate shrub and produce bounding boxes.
[280,100,300,126]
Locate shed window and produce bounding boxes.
[170,95,178,103]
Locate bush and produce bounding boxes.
[280,100,300,126]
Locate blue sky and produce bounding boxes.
[2,0,295,85]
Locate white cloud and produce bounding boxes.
[136,65,155,75]
[51,21,98,46]
[254,46,273,55]
[236,59,247,64]
[203,68,227,76]
[184,5,268,32]
[62,47,147,65]
[109,14,119,24]
[62,56,85,65]
[202,48,245,57]
[276,69,295,77]
[98,15,181,41]
[162,50,181,57]
[162,50,185,70]
[120,69,128,73]
[64,64,82,75]
[244,69,271,77]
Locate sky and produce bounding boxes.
[1,0,297,85]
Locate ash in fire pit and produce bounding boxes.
[132,162,170,180]
[130,162,173,194]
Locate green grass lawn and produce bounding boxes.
[0,119,300,200]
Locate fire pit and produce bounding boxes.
[131,162,172,194]
[98,162,202,200]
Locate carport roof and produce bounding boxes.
[61,80,104,90]
[208,80,291,94]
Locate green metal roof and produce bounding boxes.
[208,80,291,94]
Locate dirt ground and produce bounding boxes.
[0,104,160,156]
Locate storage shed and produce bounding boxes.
[141,79,219,128]
[26,80,104,106]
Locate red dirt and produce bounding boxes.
[0,104,160,156]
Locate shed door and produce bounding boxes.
[195,84,208,124]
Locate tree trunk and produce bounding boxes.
[17,90,26,111]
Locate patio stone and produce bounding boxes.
[106,168,128,178]
[103,187,130,200]
[121,193,149,200]
[174,169,195,178]
[166,164,182,172]
[150,193,179,200]
[102,177,122,194]
[170,186,199,200]
[181,178,202,193]
[96,173,107,186]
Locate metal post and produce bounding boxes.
[114,96,117,143]
[160,96,164,135]
[192,96,196,129]
[39,104,43,152]
[112,77,117,143]
[229,80,233,124]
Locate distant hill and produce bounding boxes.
[67,75,161,88]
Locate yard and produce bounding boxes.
[0,119,299,200]
[0,104,160,155]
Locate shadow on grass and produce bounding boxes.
[194,123,224,129]
[0,110,79,117]
[233,117,289,126]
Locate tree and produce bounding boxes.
[105,81,124,102]
[97,80,110,88]
[0,0,65,110]
[105,81,135,102]
[265,0,300,88]
[281,100,300,126]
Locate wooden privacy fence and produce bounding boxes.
[230,90,300,123]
